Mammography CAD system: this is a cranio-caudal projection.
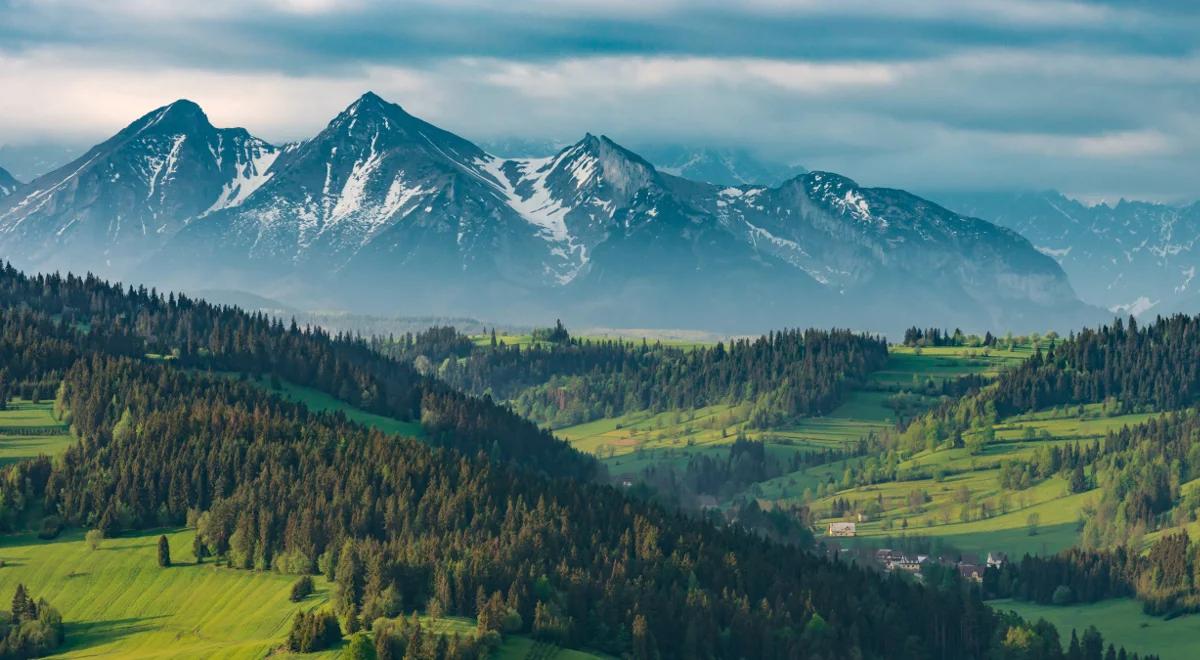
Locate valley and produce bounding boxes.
[0,266,1182,659]
[0,2,1193,658]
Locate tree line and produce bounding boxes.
[0,263,595,481]
[391,325,888,429]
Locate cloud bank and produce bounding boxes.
[0,0,1196,200]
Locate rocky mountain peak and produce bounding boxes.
[0,93,1101,334]
[799,171,877,225]
[120,99,213,140]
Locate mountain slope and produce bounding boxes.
[163,93,575,314]
[0,166,18,197]
[636,144,807,186]
[930,190,1200,316]
[0,100,276,276]
[2,94,1098,334]
[707,175,1085,332]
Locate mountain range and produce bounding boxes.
[930,191,1200,317]
[0,92,1100,334]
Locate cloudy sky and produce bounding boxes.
[0,0,1196,201]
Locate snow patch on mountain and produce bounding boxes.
[1110,296,1158,316]
[330,138,384,224]
[478,154,590,283]
[380,175,429,221]
[1,152,102,227]
[204,145,279,215]
[1036,245,1072,260]
[1178,266,1196,293]
[808,173,885,228]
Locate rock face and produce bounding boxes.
[0,93,1100,334]
[931,191,1200,317]
[0,167,18,198]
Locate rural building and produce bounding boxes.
[827,522,856,537]
[875,549,929,573]
[875,549,904,566]
[958,563,984,582]
[986,552,1007,569]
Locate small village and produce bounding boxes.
[827,521,1008,582]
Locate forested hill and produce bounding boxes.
[896,314,1200,621]
[922,314,1200,438]
[377,325,889,428]
[0,263,595,480]
[0,267,1032,659]
[988,315,1200,416]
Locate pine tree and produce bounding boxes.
[11,583,31,623]
[157,534,171,567]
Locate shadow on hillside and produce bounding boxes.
[64,614,168,652]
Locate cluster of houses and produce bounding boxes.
[873,548,1008,581]
[824,523,1009,582]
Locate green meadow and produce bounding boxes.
[991,598,1200,660]
[804,407,1155,557]
[0,528,320,658]
[0,399,73,466]
[214,373,423,438]
[0,527,604,658]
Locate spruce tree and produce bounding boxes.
[157,535,171,567]
[11,583,30,623]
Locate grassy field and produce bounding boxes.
[240,375,424,438]
[0,528,321,658]
[803,407,1157,557]
[991,598,1200,659]
[0,528,604,659]
[869,344,1031,388]
[0,399,73,467]
[494,637,609,660]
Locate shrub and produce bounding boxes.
[290,576,315,603]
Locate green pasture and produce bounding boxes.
[0,528,323,658]
[802,408,1158,557]
[238,375,423,438]
[0,528,603,658]
[991,598,1198,660]
[0,399,73,467]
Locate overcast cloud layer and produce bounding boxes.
[0,0,1196,201]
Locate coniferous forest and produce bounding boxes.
[0,262,1040,659]
[374,324,889,429]
[0,262,1180,659]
